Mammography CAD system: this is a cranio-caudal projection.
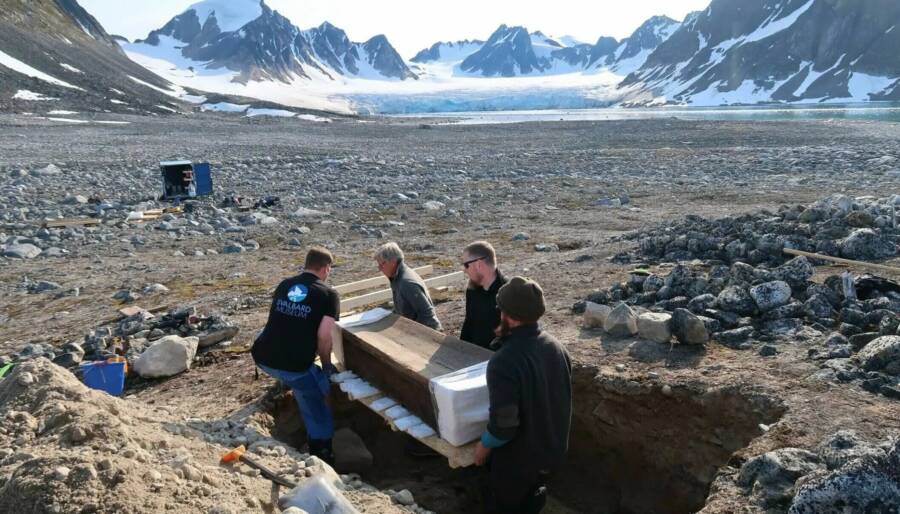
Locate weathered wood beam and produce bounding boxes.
[783,248,900,275]
[339,271,465,313]
[334,265,433,295]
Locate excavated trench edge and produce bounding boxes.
[267,364,787,514]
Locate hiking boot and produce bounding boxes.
[308,438,335,466]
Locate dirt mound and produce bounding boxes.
[0,359,407,513]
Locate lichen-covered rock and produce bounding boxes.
[770,256,814,289]
[584,302,612,329]
[840,228,897,260]
[750,281,792,312]
[738,448,824,507]
[716,286,757,316]
[856,336,900,373]
[788,438,900,514]
[815,430,886,470]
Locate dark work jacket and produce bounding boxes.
[389,262,442,331]
[486,324,573,475]
[460,270,507,349]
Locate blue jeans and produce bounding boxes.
[258,364,335,440]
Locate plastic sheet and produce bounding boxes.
[337,308,392,329]
[281,475,360,514]
[338,378,379,400]
[429,361,490,447]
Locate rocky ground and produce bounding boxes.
[0,113,899,513]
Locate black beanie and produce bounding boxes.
[496,276,546,322]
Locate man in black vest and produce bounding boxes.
[252,247,340,464]
[474,277,573,514]
[460,241,507,349]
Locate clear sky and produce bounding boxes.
[80,0,711,59]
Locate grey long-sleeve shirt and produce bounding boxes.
[389,262,443,331]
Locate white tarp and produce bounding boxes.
[429,361,490,447]
[282,475,359,514]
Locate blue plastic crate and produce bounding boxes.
[80,360,126,396]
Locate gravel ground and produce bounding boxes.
[1,113,899,513]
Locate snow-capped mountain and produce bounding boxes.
[0,0,187,114]
[131,0,415,84]
[621,0,900,105]
[414,20,680,78]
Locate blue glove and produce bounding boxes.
[322,362,339,378]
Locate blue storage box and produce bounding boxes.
[80,360,126,396]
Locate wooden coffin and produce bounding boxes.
[338,313,492,429]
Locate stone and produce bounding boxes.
[687,294,717,313]
[197,325,240,348]
[534,243,559,252]
[804,294,834,320]
[840,229,896,260]
[849,332,881,351]
[816,430,886,470]
[788,439,900,514]
[63,195,88,205]
[750,281,792,312]
[392,489,415,506]
[583,302,612,329]
[637,312,672,343]
[716,327,754,348]
[511,232,530,241]
[133,335,199,378]
[17,372,34,386]
[856,336,900,373]
[222,243,245,254]
[603,303,638,337]
[3,243,42,259]
[52,353,82,368]
[738,448,823,507]
[333,428,373,473]
[770,256,814,289]
[845,211,875,228]
[282,508,309,514]
[671,308,709,345]
[759,345,778,357]
[716,286,757,316]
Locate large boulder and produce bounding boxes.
[770,256,814,289]
[671,308,709,345]
[738,448,824,507]
[788,439,900,514]
[750,281,792,312]
[603,303,638,337]
[133,335,199,378]
[3,243,42,259]
[856,336,900,374]
[840,229,897,260]
[637,313,672,343]
[716,286,757,316]
[584,302,612,329]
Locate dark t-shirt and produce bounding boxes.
[460,271,507,349]
[252,272,340,372]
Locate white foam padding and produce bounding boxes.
[394,415,423,431]
[282,475,360,514]
[429,361,490,447]
[406,423,437,440]
[369,397,398,412]
[337,307,393,329]
[330,371,358,384]
[339,378,380,400]
[384,405,411,420]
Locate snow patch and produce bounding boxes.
[60,63,82,74]
[743,0,815,44]
[47,110,78,115]
[12,90,58,101]
[0,50,82,89]
[201,102,249,113]
[246,108,296,117]
[296,114,331,122]
[110,99,128,105]
[847,72,896,100]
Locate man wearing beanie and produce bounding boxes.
[474,276,573,514]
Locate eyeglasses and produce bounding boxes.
[462,257,485,269]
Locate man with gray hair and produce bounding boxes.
[374,242,443,331]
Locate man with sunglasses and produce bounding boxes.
[374,242,442,331]
[460,241,508,349]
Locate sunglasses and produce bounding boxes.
[462,256,485,269]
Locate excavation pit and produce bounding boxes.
[266,365,786,514]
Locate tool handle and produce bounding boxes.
[239,455,297,488]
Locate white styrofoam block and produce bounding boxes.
[394,415,423,431]
[385,405,411,420]
[429,361,490,447]
[370,397,398,412]
[339,378,379,400]
[337,307,392,328]
[330,371,358,384]
[406,423,436,440]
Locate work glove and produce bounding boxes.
[321,362,339,378]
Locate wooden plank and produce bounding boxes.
[339,271,465,312]
[43,218,101,228]
[339,314,491,430]
[783,248,900,275]
[351,391,476,468]
[334,265,433,295]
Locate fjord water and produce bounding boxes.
[398,102,900,125]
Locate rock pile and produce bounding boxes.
[577,258,900,398]
[613,194,900,265]
[4,306,238,379]
[732,430,899,513]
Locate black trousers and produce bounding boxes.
[483,460,549,514]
